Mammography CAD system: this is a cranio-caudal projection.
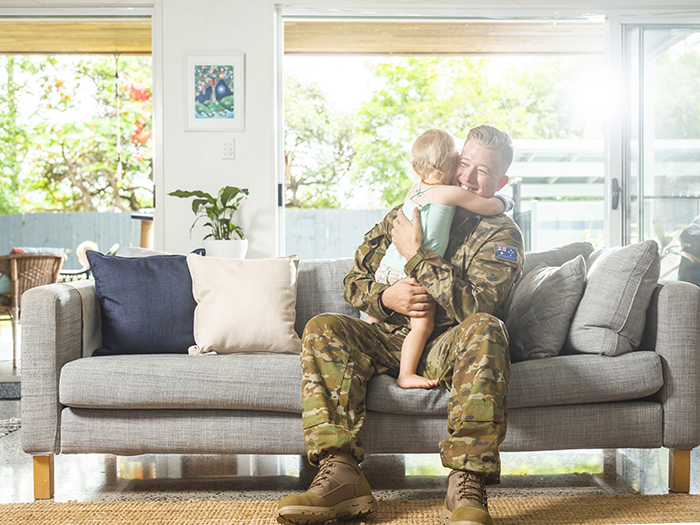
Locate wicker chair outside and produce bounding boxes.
[0,252,67,369]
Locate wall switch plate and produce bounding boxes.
[221,138,235,159]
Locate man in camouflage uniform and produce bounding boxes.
[278,125,524,525]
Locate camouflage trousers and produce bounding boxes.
[300,312,510,484]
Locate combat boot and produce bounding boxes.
[440,470,494,525]
[277,451,378,525]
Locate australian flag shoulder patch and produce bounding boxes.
[496,245,517,262]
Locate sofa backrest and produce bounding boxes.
[295,244,599,335]
[295,258,359,337]
[521,242,595,276]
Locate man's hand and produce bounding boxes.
[380,277,434,318]
[392,207,423,260]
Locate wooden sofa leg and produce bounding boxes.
[669,449,691,493]
[33,455,54,499]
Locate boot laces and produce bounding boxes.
[309,455,336,491]
[455,471,488,510]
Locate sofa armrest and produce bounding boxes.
[20,282,88,455]
[642,280,700,450]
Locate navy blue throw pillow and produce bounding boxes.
[87,251,197,356]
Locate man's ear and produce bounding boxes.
[497,175,509,191]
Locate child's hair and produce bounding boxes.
[410,129,458,183]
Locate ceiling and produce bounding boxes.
[285,20,605,55]
[0,19,151,54]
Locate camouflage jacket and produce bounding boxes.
[343,205,525,337]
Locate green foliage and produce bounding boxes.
[284,75,356,208]
[284,55,609,209]
[349,56,604,206]
[654,48,700,139]
[168,186,249,240]
[0,55,153,213]
[0,56,45,214]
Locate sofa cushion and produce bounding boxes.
[86,251,196,356]
[60,351,663,414]
[366,351,663,415]
[565,239,660,356]
[507,256,586,362]
[295,258,359,336]
[187,254,302,356]
[63,350,663,413]
[60,354,303,412]
[11,246,65,254]
[502,242,594,320]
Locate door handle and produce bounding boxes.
[612,178,621,210]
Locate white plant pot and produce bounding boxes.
[202,239,249,259]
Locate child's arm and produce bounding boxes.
[434,186,513,216]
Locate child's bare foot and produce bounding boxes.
[396,374,438,389]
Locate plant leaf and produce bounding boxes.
[232,225,245,240]
[652,219,667,244]
[219,186,248,208]
[191,198,208,215]
[169,189,215,202]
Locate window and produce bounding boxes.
[282,18,606,258]
[0,17,153,267]
[621,25,700,278]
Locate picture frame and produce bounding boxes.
[186,54,245,131]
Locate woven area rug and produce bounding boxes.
[0,417,20,438]
[1,495,699,525]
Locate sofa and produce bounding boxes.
[20,242,700,499]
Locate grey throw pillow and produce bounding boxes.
[501,242,595,321]
[507,256,586,362]
[565,239,660,357]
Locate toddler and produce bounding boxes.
[369,128,513,389]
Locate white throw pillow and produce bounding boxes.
[507,256,586,362]
[186,254,302,355]
[564,239,660,357]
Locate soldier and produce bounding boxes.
[277,125,524,525]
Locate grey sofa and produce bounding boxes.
[20,242,700,499]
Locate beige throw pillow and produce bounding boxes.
[186,254,302,356]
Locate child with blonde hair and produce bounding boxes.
[369,128,513,389]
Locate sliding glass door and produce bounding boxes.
[622,25,700,277]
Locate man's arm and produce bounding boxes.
[397,213,524,323]
[343,206,434,321]
[343,207,396,321]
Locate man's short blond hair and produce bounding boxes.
[465,125,514,175]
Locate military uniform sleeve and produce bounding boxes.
[343,206,401,321]
[404,217,524,324]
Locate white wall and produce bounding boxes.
[160,0,277,257]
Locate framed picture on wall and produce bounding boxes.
[186,54,245,131]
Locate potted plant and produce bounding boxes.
[168,185,249,258]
